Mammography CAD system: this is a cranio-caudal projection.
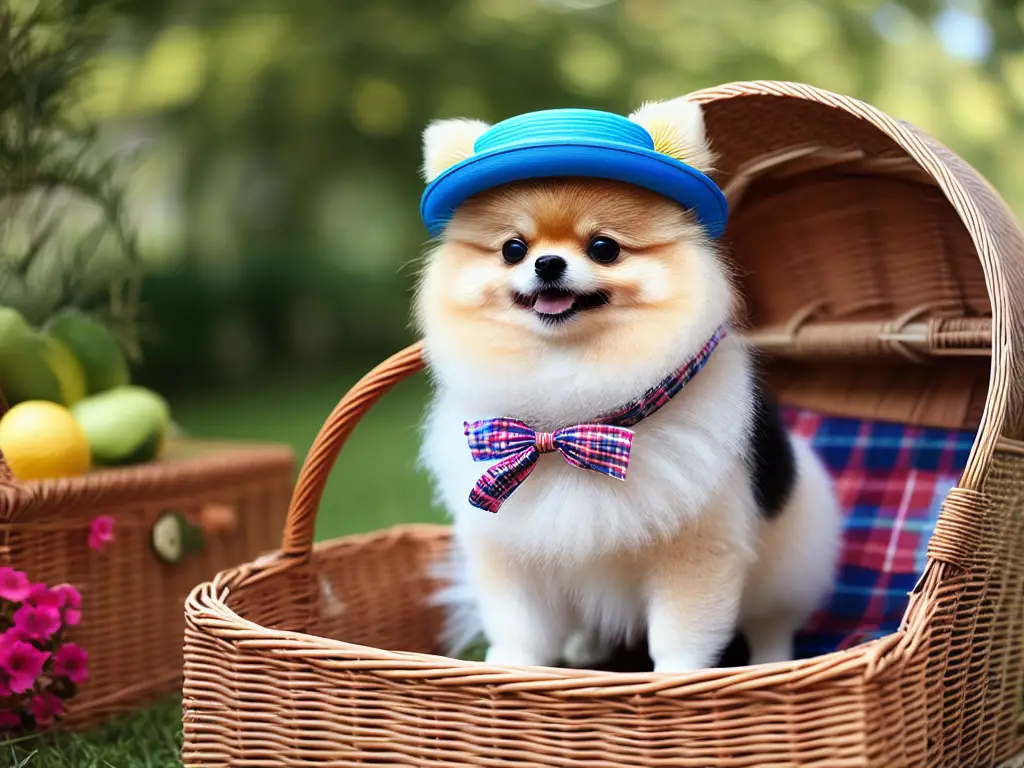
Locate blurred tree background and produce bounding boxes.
[3,0,1023,541]
[18,0,1014,391]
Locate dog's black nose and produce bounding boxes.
[534,254,566,282]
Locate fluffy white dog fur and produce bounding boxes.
[414,97,842,673]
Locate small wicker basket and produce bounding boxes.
[182,81,1024,767]
[0,390,294,729]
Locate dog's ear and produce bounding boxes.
[629,97,715,174]
[422,118,491,182]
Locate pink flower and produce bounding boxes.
[88,515,116,551]
[27,583,65,611]
[0,710,21,731]
[1,625,24,646]
[0,674,11,696]
[0,567,31,603]
[52,643,88,684]
[13,603,62,642]
[29,691,63,728]
[0,639,49,694]
[54,584,82,626]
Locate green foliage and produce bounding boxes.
[4,696,181,767]
[171,359,437,539]
[0,0,143,358]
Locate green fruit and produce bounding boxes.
[45,309,130,394]
[0,306,32,342]
[71,385,171,466]
[0,307,49,403]
[0,308,85,406]
[40,335,86,405]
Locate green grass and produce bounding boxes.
[6,363,443,766]
[5,700,182,768]
[173,362,443,540]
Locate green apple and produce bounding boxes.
[71,385,171,466]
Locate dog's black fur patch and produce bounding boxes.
[588,633,751,673]
[747,381,796,520]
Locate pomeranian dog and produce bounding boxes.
[414,97,842,673]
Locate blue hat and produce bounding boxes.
[419,107,728,239]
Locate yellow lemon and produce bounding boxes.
[0,401,91,480]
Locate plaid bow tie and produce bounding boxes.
[463,420,634,513]
[463,326,726,512]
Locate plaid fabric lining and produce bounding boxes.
[783,407,976,658]
[463,326,725,513]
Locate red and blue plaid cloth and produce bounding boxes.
[784,406,975,658]
[464,327,725,513]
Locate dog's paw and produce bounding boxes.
[652,652,712,675]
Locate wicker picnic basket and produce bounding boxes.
[182,80,1024,767]
[0,390,294,729]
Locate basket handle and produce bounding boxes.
[280,341,425,557]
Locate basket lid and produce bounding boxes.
[683,81,1024,485]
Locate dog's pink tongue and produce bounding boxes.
[533,291,575,315]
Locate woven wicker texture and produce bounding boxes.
[0,395,294,728]
[183,81,1024,766]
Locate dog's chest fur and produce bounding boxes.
[419,336,758,571]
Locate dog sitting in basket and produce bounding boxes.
[414,96,843,673]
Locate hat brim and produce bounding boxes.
[420,140,728,239]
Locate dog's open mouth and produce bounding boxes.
[512,288,610,321]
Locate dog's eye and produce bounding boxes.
[587,236,620,264]
[501,238,529,264]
